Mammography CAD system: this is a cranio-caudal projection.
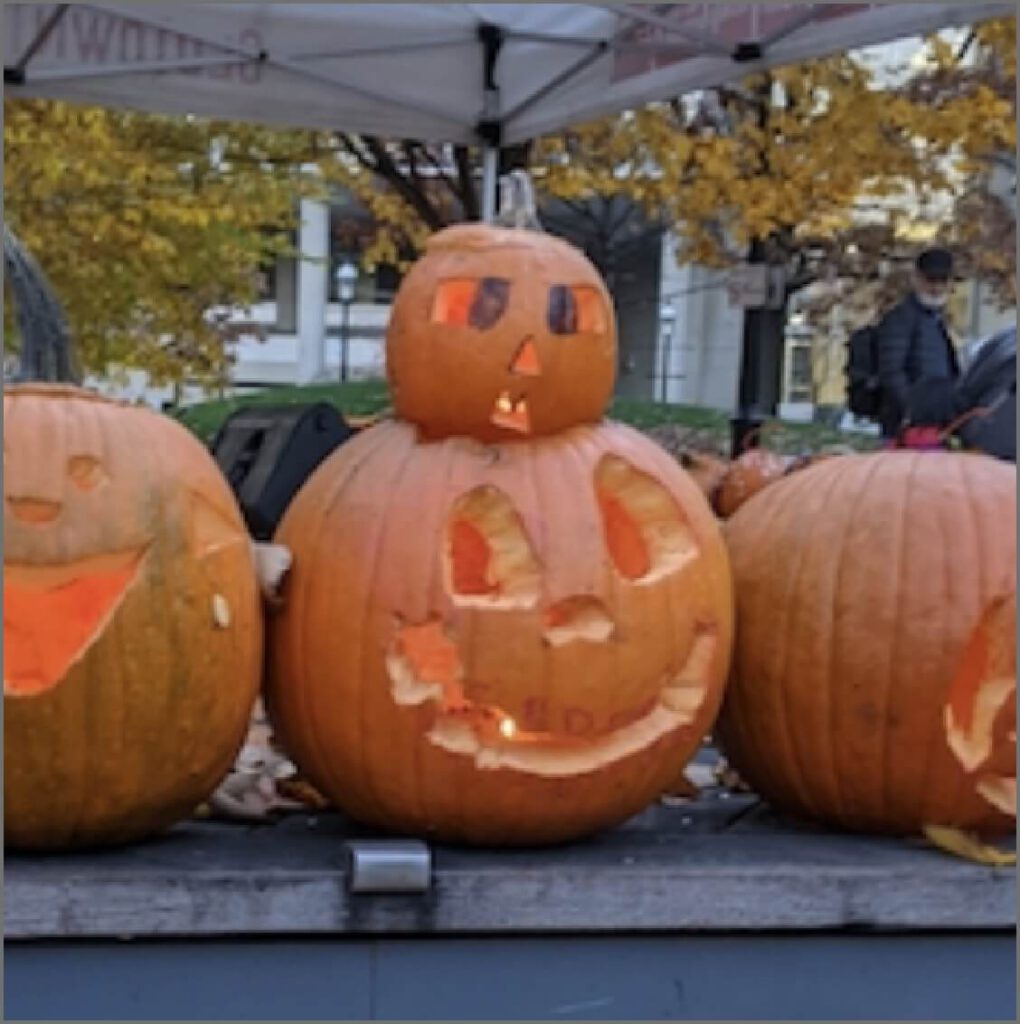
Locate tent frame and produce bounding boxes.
[4,2,918,220]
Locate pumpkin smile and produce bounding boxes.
[388,615,717,776]
[4,545,148,697]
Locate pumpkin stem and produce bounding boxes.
[494,169,542,231]
[2,222,80,385]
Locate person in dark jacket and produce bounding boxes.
[875,247,961,440]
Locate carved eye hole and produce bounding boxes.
[67,456,106,491]
[432,277,510,329]
[548,285,607,335]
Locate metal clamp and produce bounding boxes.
[344,839,432,894]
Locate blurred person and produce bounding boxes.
[876,247,961,441]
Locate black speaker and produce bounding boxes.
[210,402,356,540]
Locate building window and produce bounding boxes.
[329,190,405,304]
[257,251,297,333]
[786,340,814,404]
[328,252,403,304]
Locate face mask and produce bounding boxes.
[916,291,948,309]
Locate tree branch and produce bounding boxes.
[412,142,472,216]
[360,136,447,231]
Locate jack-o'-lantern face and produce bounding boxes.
[268,419,733,845]
[386,224,617,442]
[945,594,1016,818]
[3,388,252,696]
[4,385,262,850]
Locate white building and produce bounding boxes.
[99,191,1014,416]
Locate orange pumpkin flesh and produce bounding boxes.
[267,419,732,845]
[944,593,1016,816]
[717,451,1016,836]
[4,385,263,850]
[5,548,145,695]
[386,224,617,442]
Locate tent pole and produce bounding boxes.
[481,146,500,222]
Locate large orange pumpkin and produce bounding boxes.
[4,385,263,849]
[386,223,616,442]
[267,419,732,845]
[716,451,1016,836]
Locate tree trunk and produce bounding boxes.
[732,236,789,456]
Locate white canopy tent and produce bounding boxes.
[5,2,1012,424]
[4,2,1012,218]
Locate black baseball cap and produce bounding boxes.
[916,247,954,281]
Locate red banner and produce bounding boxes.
[611,3,869,83]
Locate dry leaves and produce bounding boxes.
[195,699,329,823]
[922,825,1017,867]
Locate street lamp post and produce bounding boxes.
[659,302,676,404]
[335,260,358,383]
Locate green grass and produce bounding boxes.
[173,380,877,454]
[607,397,731,433]
[173,380,391,443]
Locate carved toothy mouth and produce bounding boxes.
[490,390,531,434]
[386,617,718,778]
[3,546,148,696]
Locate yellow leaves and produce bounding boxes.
[927,36,958,71]
[536,31,1014,270]
[923,825,1016,867]
[3,97,310,382]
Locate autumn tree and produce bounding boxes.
[900,18,1017,306]
[2,98,513,381]
[6,18,1013,395]
[295,19,1016,414]
[530,18,1016,411]
[3,100,322,382]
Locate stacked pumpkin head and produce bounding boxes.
[267,217,734,844]
[716,451,1016,837]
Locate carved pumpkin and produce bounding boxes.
[944,593,1016,818]
[386,223,616,442]
[4,386,263,849]
[716,451,1016,836]
[267,419,732,844]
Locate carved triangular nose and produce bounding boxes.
[509,338,541,376]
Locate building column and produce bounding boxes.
[295,197,329,384]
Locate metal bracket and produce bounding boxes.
[344,840,432,894]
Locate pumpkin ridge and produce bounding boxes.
[355,426,423,826]
[823,453,885,823]
[736,479,794,797]
[878,454,923,826]
[923,455,969,824]
[761,470,825,819]
[271,426,400,814]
